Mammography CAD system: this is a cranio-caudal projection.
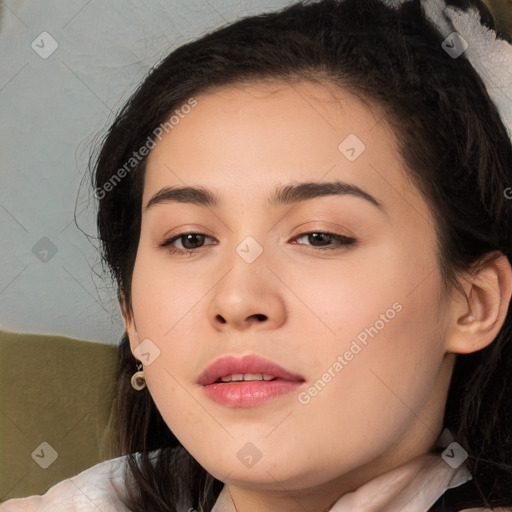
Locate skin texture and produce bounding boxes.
[122,80,512,512]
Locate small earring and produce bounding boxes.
[131,361,146,391]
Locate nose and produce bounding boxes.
[207,248,287,333]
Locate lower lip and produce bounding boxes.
[202,379,303,407]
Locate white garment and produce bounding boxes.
[0,454,129,512]
[0,450,479,512]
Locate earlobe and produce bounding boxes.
[446,252,512,355]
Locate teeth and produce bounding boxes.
[219,373,275,382]
[243,373,263,381]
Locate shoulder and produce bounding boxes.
[0,454,131,512]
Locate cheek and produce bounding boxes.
[128,249,217,427]
[285,247,447,456]
[129,243,210,337]
[298,267,446,450]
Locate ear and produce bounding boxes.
[118,289,140,356]
[445,252,512,354]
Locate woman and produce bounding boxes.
[1,0,512,510]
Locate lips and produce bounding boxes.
[198,354,306,407]
[198,354,305,386]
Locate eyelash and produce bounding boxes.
[159,230,356,255]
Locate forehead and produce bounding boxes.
[177,79,386,143]
[142,80,431,222]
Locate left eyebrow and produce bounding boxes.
[268,180,383,211]
[145,180,384,212]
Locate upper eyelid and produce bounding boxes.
[163,229,351,240]
[162,230,355,249]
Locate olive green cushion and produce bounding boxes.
[0,330,118,502]
[484,0,512,39]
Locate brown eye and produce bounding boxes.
[160,232,214,255]
[292,231,356,250]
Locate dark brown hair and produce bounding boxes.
[90,0,512,509]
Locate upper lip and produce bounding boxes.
[198,354,305,386]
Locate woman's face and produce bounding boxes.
[124,81,457,494]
